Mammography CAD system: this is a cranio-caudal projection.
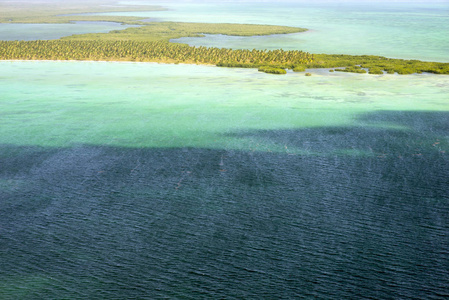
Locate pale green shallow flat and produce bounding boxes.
[1,61,448,153]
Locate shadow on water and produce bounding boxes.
[1,110,448,298]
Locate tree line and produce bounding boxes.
[1,40,448,75]
[0,40,314,72]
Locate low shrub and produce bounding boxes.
[258,66,287,74]
[292,65,306,72]
[368,68,384,75]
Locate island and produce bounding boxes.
[1,0,448,75]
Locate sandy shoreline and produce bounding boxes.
[3,58,444,77]
[2,59,430,77]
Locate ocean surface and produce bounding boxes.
[1,1,449,298]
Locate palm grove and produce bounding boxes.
[1,22,449,75]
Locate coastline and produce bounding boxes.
[2,59,445,77]
[1,3,448,75]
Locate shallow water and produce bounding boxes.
[98,1,449,61]
[0,22,138,41]
[1,61,448,149]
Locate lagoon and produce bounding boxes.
[0,22,138,41]
[97,1,449,61]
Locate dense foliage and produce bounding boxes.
[2,0,448,75]
[0,40,313,68]
[62,23,307,42]
[1,20,449,75]
[2,40,449,75]
[292,65,306,72]
[311,54,449,75]
[258,66,287,74]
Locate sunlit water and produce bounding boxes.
[109,1,449,61]
[1,60,449,298]
[1,1,449,298]
[0,22,138,41]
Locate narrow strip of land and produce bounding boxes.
[1,0,448,75]
[0,0,165,23]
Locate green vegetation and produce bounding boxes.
[292,65,306,72]
[258,66,287,74]
[0,40,313,67]
[305,73,312,76]
[311,54,449,75]
[334,65,367,74]
[1,1,448,75]
[0,1,310,71]
[62,22,307,42]
[2,39,449,75]
[0,0,306,37]
[368,68,384,75]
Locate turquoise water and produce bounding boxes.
[101,1,449,61]
[1,1,449,298]
[0,22,138,41]
[1,61,448,149]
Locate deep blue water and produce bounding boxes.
[1,111,449,298]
